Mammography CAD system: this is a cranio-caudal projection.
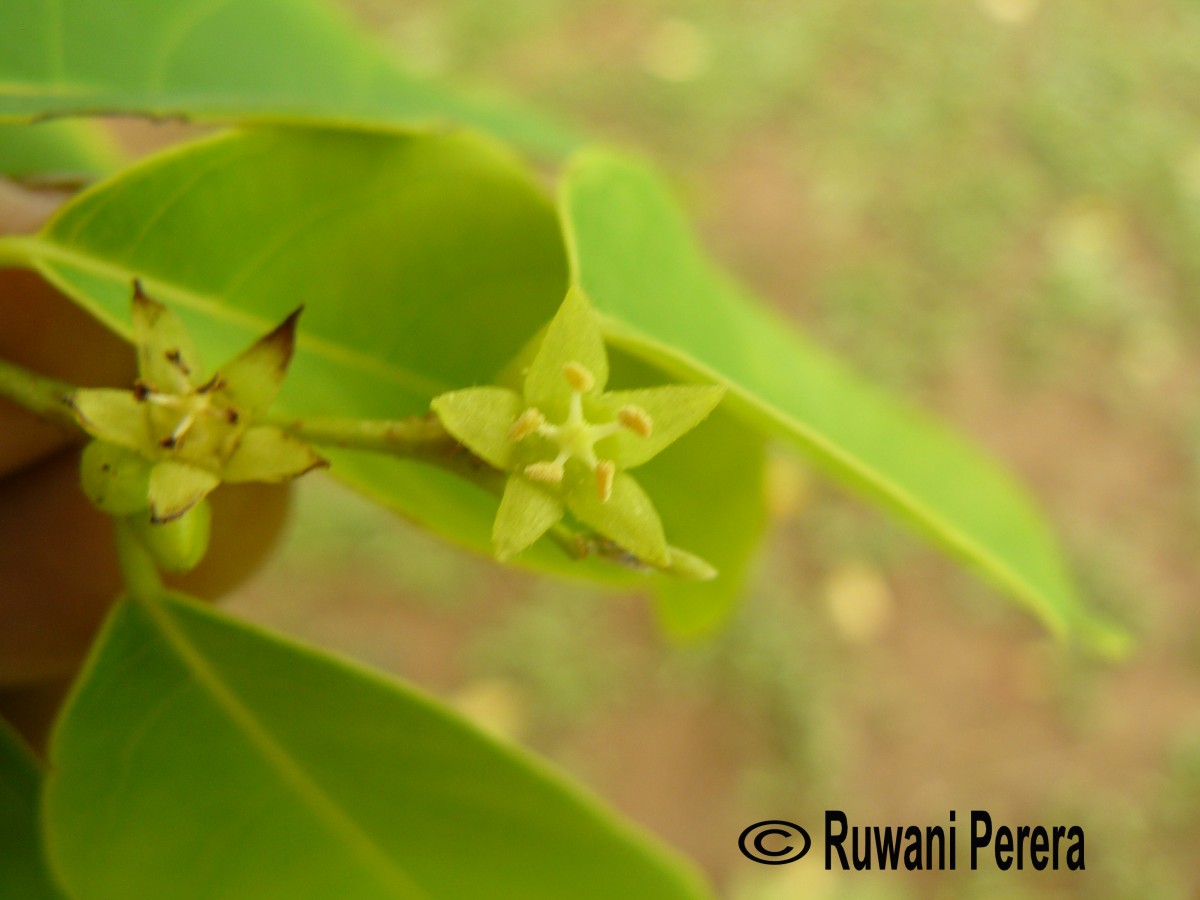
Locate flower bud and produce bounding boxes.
[80,440,153,516]
[128,499,212,573]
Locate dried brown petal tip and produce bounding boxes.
[617,405,653,438]
[562,362,595,393]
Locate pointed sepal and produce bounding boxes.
[215,308,302,417]
[222,426,328,483]
[148,461,220,523]
[493,475,564,561]
[431,387,524,470]
[524,289,608,419]
[132,282,200,394]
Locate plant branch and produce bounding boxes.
[114,519,165,603]
[0,355,78,431]
[0,351,714,581]
[271,414,714,579]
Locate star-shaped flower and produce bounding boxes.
[70,282,326,526]
[432,289,724,571]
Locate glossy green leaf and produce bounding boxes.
[44,593,710,899]
[642,413,767,636]
[0,718,65,899]
[0,0,578,158]
[561,149,1124,651]
[0,121,122,179]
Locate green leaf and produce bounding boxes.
[0,0,578,158]
[0,121,122,179]
[494,475,564,561]
[431,386,524,470]
[0,719,65,899]
[524,287,609,420]
[642,412,767,636]
[45,593,711,899]
[561,149,1123,651]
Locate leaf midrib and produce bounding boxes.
[4,234,449,398]
[137,595,430,899]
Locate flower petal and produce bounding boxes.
[564,470,668,567]
[68,388,154,452]
[589,384,725,468]
[214,308,302,416]
[148,461,220,523]
[524,288,608,419]
[493,475,563,561]
[132,283,200,393]
[431,386,524,470]
[222,426,328,483]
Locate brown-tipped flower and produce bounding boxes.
[617,404,653,438]
[508,407,546,442]
[524,460,565,484]
[562,361,595,393]
[595,459,615,503]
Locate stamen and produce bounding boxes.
[562,362,595,393]
[508,408,546,442]
[524,461,565,484]
[617,405,653,438]
[595,460,615,503]
[163,411,196,448]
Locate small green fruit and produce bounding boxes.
[80,440,152,516]
[128,499,212,573]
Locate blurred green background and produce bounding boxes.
[214,1,1200,896]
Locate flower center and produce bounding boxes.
[137,377,243,464]
[508,362,652,503]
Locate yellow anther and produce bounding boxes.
[508,408,546,442]
[617,405,653,438]
[524,461,565,484]
[595,459,615,503]
[562,362,595,393]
